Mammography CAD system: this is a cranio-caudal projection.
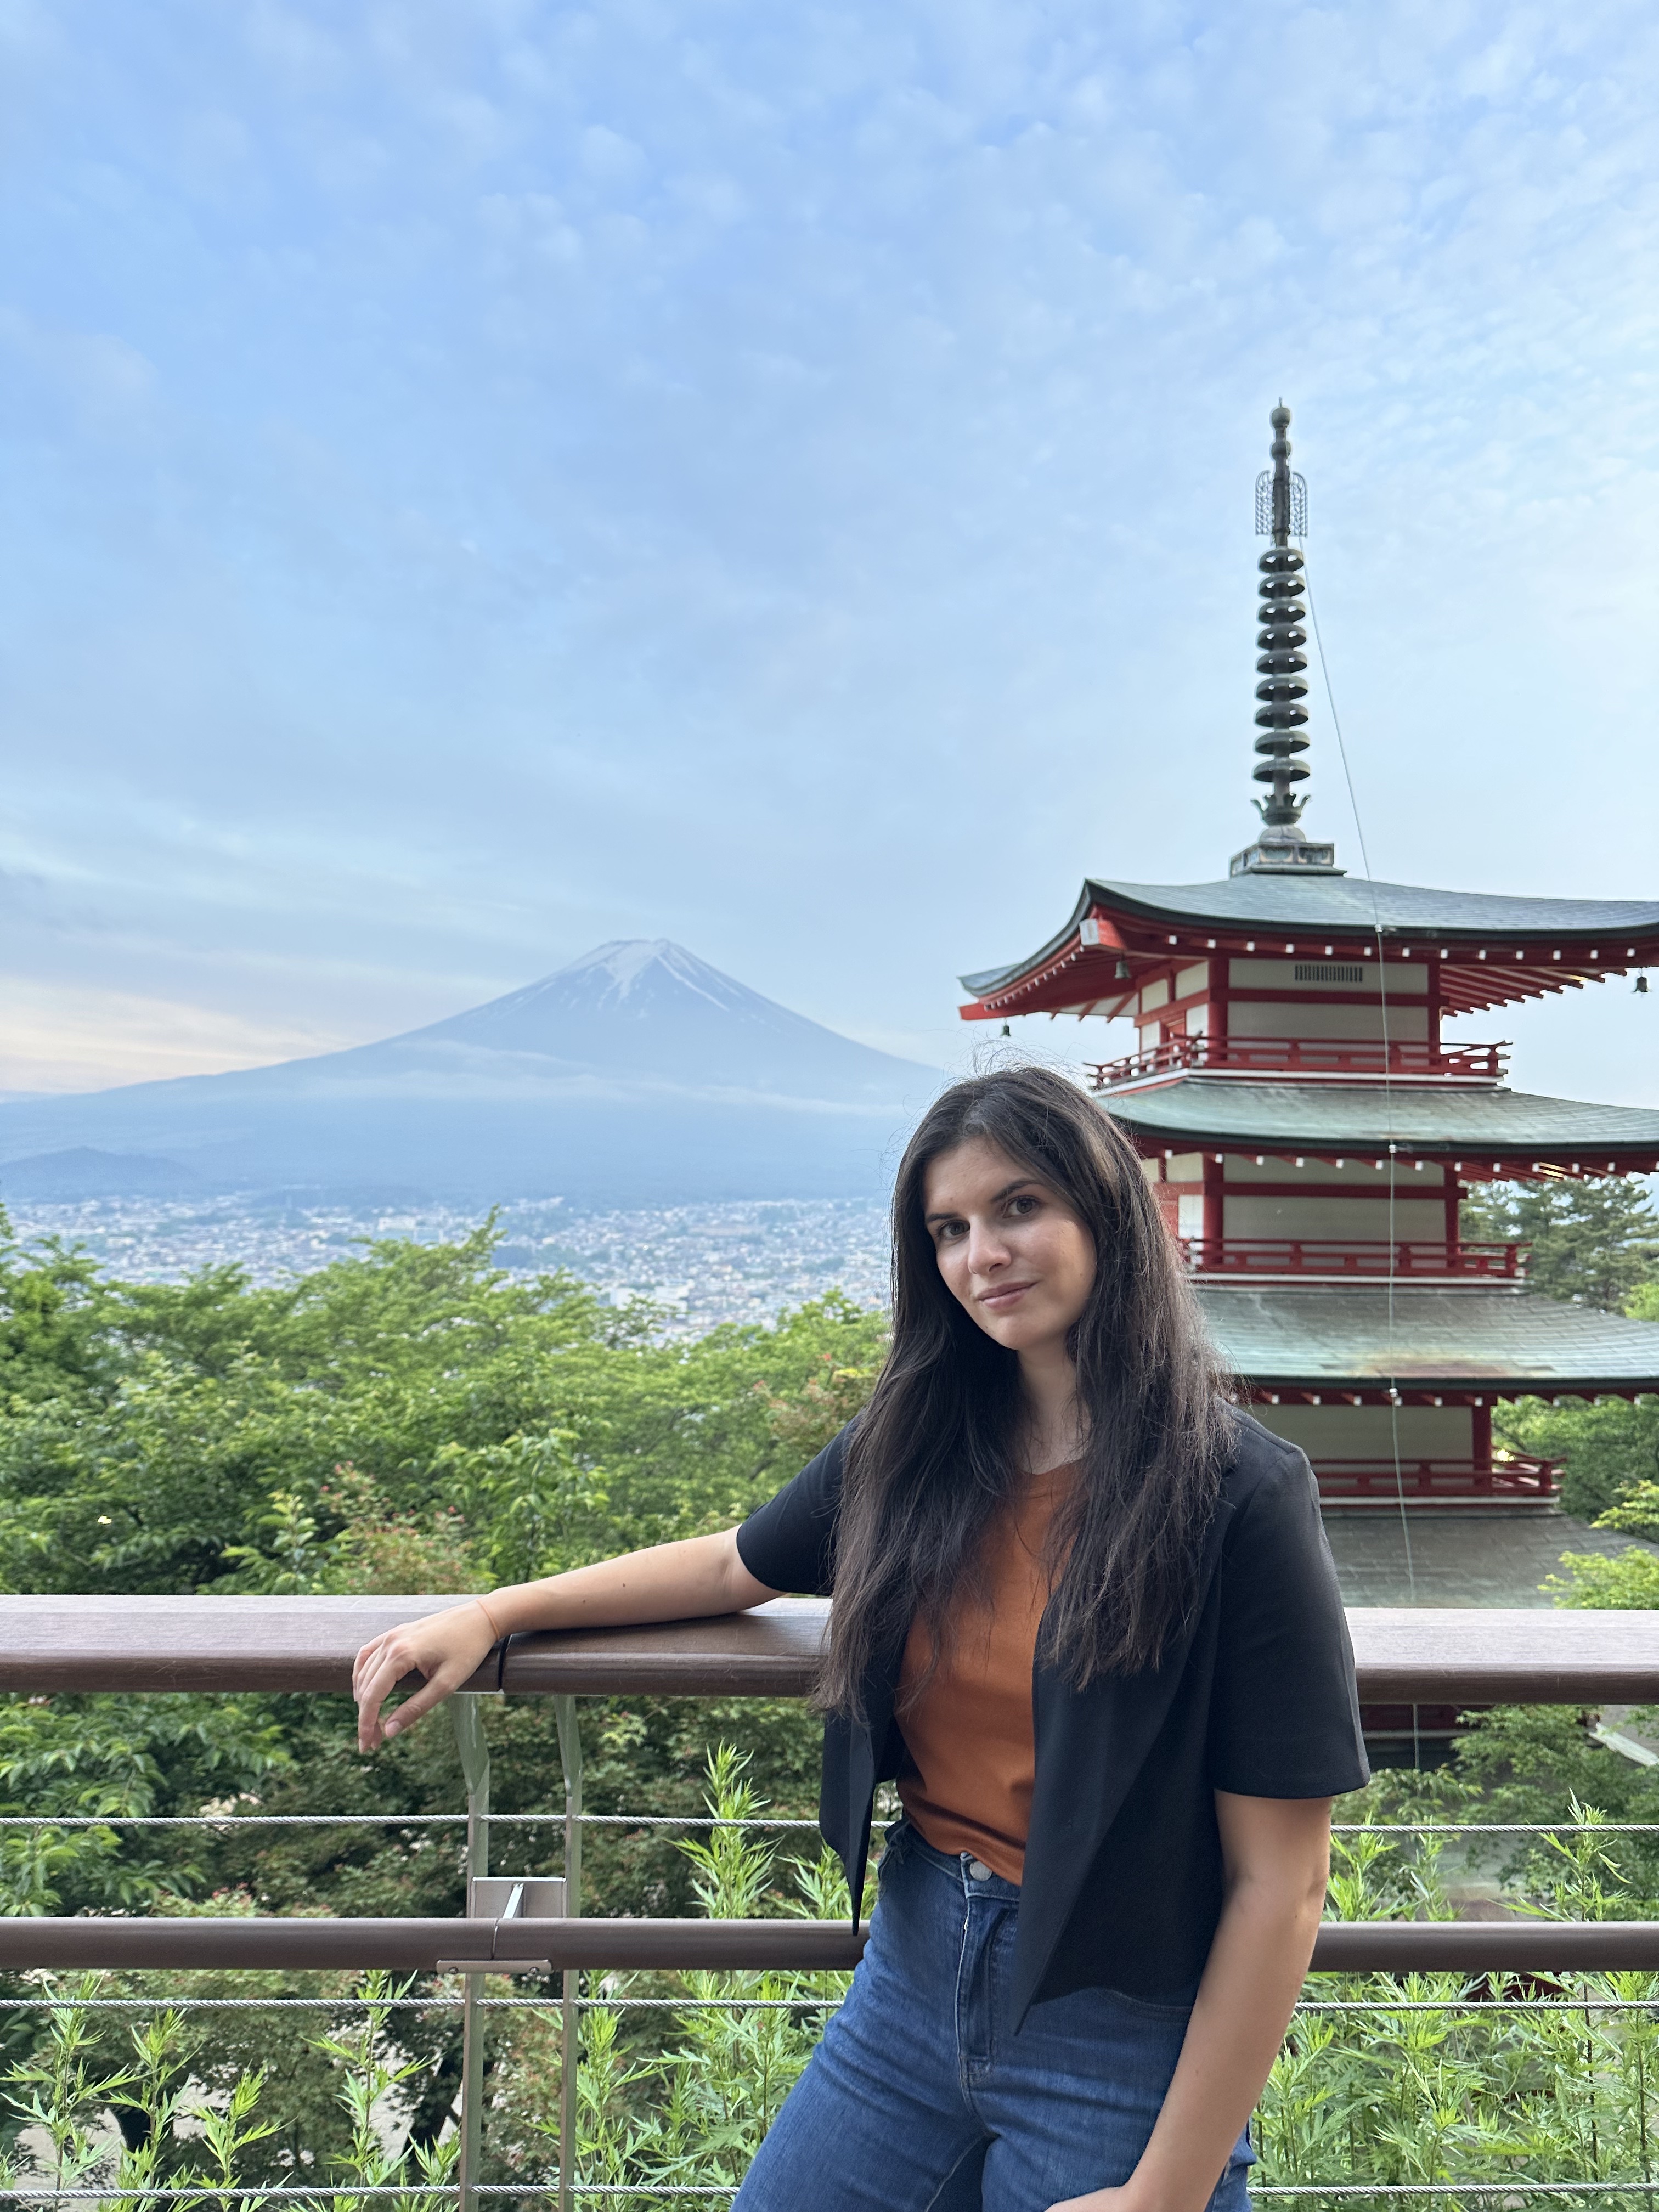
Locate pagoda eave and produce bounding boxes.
[1240,1383,1654,1407]
[960,876,1659,1022]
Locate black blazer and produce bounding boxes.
[736,1410,1369,2024]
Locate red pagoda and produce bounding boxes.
[960,407,1659,1507]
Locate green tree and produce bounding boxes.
[1463,1176,1659,1311]
[0,1213,115,1403]
[1497,1392,1659,1523]
[1468,1181,1659,1519]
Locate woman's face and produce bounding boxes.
[922,1137,1097,1359]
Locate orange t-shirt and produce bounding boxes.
[895,1462,1077,1884]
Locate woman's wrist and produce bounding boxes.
[1118,2171,1212,2212]
[453,1581,559,1639]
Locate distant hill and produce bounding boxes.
[0,943,939,1204]
[0,1147,202,1201]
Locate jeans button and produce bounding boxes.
[967,1858,993,1882]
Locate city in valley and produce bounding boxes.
[5,1190,891,1338]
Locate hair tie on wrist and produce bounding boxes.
[473,1593,506,1643]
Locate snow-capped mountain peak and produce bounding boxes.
[404,940,929,1092]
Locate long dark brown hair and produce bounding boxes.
[819,1064,1233,1718]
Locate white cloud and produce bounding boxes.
[0,977,355,1094]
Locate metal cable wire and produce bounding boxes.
[7,1814,1658,1833]
[0,1815,468,1829]
[1330,1822,1659,1834]
[0,1813,839,1832]
[0,1996,844,2014]
[1302,560,1418,1653]
[14,2191,1659,2206]
[0,2190,460,2201]
[0,1997,477,2012]
[9,1991,1659,2017]
[571,1816,832,1830]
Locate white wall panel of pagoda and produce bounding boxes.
[1256,1403,1475,1461]
[1222,1194,1449,1242]
[1223,1000,1431,1042]
[1130,952,1444,1058]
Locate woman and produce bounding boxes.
[354,1067,1367,2212]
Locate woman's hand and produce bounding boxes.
[352,1531,777,1755]
[353,1600,499,1752]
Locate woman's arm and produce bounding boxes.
[1049,1791,1331,2212]
[352,1528,780,1752]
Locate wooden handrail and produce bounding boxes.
[3,1912,1659,1977]
[2,1597,1658,1705]
[0,1914,867,1974]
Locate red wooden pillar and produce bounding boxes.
[1472,1402,1492,1481]
[1203,1154,1224,1255]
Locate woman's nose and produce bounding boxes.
[967,1221,1010,1272]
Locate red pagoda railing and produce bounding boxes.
[1179,1238,1530,1280]
[1314,1455,1559,1505]
[1088,1036,1508,1087]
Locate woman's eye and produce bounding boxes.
[1008,1194,1040,1217]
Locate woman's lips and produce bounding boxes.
[978,1280,1037,1310]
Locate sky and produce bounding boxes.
[3,0,1658,1108]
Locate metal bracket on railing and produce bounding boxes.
[436,1878,569,1974]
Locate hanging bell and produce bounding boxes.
[1000,1022,1011,1036]
[1115,957,1131,981]
[1637,975,1650,995]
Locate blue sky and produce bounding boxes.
[3,0,1658,1105]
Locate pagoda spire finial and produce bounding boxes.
[1230,403,1341,876]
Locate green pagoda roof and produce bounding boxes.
[961,874,1659,998]
[1102,1080,1659,1171]
[960,874,1659,1025]
[1197,1284,1659,1394]
[1081,874,1659,941]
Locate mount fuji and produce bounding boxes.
[0,943,940,1204]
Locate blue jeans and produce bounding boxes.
[734,1823,1252,2212]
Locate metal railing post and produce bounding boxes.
[555,1695,583,2212]
[452,1696,491,2212]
